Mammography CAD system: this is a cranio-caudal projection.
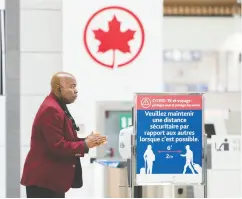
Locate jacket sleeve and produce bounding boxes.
[78,138,89,153]
[41,106,86,158]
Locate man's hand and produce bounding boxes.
[85,131,107,149]
[92,130,108,145]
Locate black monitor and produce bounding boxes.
[205,124,216,138]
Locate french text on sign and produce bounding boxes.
[136,95,202,110]
[135,94,203,185]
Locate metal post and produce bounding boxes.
[130,134,136,198]
[171,184,176,198]
[130,145,134,198]
[130,106,135,198]
[202,93,207,198]
[203,135,208,198]
[5,0,21,197]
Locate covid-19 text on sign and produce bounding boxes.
[135,94,203,185]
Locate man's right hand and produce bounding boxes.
[85,132,107,149]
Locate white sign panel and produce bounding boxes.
[62,0,163,101]
[211,135,241,170]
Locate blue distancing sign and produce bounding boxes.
[134,94,203,185]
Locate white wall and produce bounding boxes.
[20,0,63,197]
[62,0,163,144]
[163,17,240,50]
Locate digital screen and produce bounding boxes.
[205,124,216,138]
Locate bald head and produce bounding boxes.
[51,72,78,104]
[51,72,75,90]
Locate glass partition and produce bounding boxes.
[163,50,241,92]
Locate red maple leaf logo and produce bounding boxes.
[93,15,136,68]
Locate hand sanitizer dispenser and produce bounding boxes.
[119,126,134,159]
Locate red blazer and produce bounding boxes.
[21,93,86,193]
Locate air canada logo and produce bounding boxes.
[83,6,145,69]
[141,98,151,109]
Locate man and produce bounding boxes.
[21,72,107,198]
[180,145,195,174]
